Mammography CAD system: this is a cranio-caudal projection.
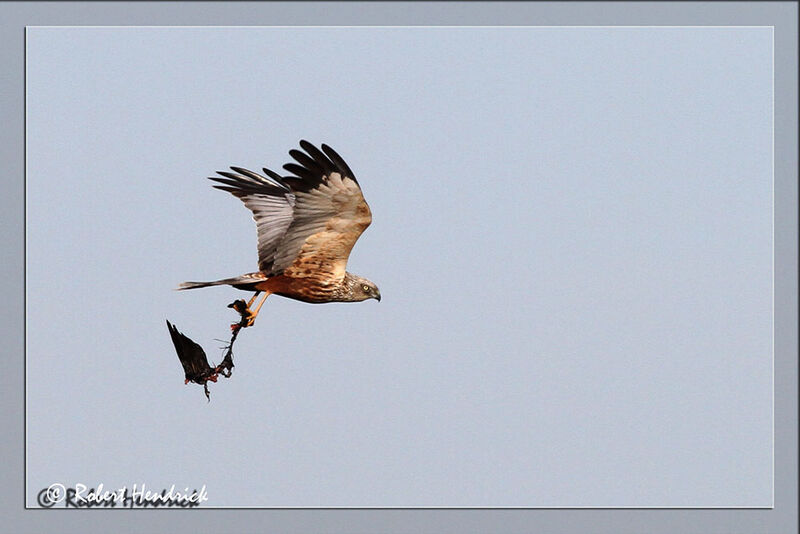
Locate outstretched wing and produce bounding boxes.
[166,320,214,384]
[210,141,371,279]
[208,164,296,274]
[275,141,372,279]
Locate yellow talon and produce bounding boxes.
[227,290,270,329]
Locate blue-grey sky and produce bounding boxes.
[26,26,773,507]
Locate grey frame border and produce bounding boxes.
[3,2,796,533]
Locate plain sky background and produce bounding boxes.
[25,26,773,507]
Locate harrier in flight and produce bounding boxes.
[178,140,380,328]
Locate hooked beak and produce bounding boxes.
[375,291,381,302]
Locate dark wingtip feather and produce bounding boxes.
[229,166,264,181]
[208,176,241,186]
[289,149,322,172]
[262,167,289,188]
[209,172,287,196]
[321,143,356,181]
[283,162,318,182]
[214,170,248,183]
[301,141,334,173]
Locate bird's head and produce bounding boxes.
[345,273,381,302]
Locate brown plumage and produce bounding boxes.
[178,140,380,327]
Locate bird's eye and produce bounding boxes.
[362,285,370,292]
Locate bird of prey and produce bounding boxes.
[178,140,380,329]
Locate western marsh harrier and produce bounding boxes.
[178,140,380,329]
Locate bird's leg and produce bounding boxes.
[228,291,260,331]
[246,291,261,308]
[244,291,270,328]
